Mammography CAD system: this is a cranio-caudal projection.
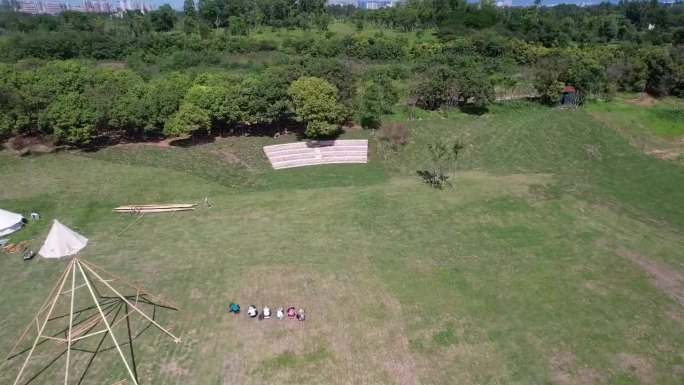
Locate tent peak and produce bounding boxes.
[38,220,88,259]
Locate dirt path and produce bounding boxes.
[114,138,173,148]
[615,247,684,307]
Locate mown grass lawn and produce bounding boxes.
[586,96,684,165]
[586,97,684,137]
[1,106,683,385]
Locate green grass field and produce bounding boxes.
[1,105,683,385]
[586,96,684,164]
[586,97,684,137]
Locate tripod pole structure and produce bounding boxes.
[77,260,140,385]
[6,258,181,385]
[12,260,74,385]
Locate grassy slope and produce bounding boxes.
[586,97,684,137]
[382,105,684,227]
[585,97,684,164]
[1,106,683,385]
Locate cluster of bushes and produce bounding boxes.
[282,33,407,60]
[0,29,410,64]
[0,30,282,62]
[355,0,684,46]
[533,45,683,103]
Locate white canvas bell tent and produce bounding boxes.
[38,220,88,259]
[0,209,25,236]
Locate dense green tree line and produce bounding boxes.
[0,58,374,144]
[355,0,684,45]
[0,1,682,146]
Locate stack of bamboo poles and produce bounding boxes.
[113,204,195,214]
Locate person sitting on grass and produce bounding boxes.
[297,308,306,322]
[229,303,240,314]
[287,307,296,319]
[247,305,258,318]
[277,307,284,320]
[263,306,271,319]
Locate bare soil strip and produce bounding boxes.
[615,247,684,307]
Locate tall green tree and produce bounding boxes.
[239,66,300,123]
[0,64,30,137]
[288,76,344,137]
[148,73,192,129]
[151,4,177,32]
[361,81,383,129]
[418,139,464,189]
[124,10,151,37]
[183,0,198,35]
[164,102,210,138]
[46,93,102,145]
[184,84,242,124]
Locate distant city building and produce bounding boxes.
[113,0,153,13]
[496,0,512,7]
[42,1,66,14]
[13,0,115,14]
[18,1,40,13]
[358,0,393,9]
[328,0,358,5]
[328,0,396,8]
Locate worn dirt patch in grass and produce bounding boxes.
[625,96,659,107]
[550,351,605,385]
[664,307,684,328]
[583,280,609,296]
[645,148,683,161]
[161,358,190,378]
[612,352,655,384]
[615,247,684,307]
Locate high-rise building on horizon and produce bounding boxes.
[41,1,66,13]
[13,0,109,14]
[18,0,40,13]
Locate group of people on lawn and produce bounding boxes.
[229,303,306,321]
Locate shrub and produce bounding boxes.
[305,120,339,138]
[46,92,102,145]
[378,123,410,151]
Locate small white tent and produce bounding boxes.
[0,209,25,236]
[38,220,88,259]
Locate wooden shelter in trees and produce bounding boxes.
[4,259,181,385]
[561,85,578,107]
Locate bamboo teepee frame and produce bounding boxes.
[5,259,181,385]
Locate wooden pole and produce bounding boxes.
[77,260,140,385]
[5,262,72,361]
[12,260,73,385]
[80,263,181,343]
[64,262,77,385]
[80,260,180,310]
[117,213,145,237]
